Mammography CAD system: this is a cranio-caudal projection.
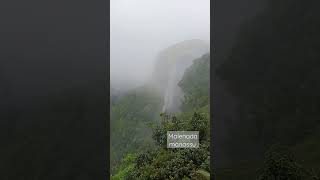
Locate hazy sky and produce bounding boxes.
[111,0,210,89]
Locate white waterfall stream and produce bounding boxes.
[162,63,178,112]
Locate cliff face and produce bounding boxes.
[150,39,209,113]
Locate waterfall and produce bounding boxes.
[150,39,210,113]
[161,59,189,113]
[162,63,179,112]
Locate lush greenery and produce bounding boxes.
[112,112,210,180]
[111,53,210,179]
[110,86,162,173]
[179,53,210,112]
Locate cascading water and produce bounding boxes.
[150,39,210,113]
[162,62,179,112]
[161,58,193,113]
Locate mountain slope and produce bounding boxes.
[111,53,210,180]
[111,40,209,173]
[151,39,209,112]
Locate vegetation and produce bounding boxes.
[110,87,162,173]
[112,112,209,180]
[179,53,210,112]
[111,53,210,179]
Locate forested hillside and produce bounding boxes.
[110,40,209,175]
[110,86,162,173]
[111,53,210,179]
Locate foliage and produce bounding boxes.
[111,53,211,179]
[110,87,162,173]
[179,53,210,112]
[111,154,136,180]
[113,112,210,180]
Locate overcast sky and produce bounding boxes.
[111,0,210,89]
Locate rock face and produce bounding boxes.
[150,39,209,113]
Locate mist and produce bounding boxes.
[111,0,210,91]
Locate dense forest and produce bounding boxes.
[214,0,320,179]
[111,51,210,179]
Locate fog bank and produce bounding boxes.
[111,0,210,91]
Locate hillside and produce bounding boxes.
[110,85,162,173]
[111,53,210,180]
[110,40,209,174]
[151,39,209,112]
